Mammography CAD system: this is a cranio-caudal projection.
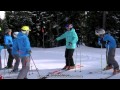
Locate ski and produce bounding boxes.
[39,69,59,79]
[39,65,83,79]
[88,69,112,74]
[39,70,66,79]
[100,74,114,79]
[100,72,120,79]
[40,67,83,79]
[46,74,83,79]
[3,75,18,79]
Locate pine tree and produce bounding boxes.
[4,11,120,48]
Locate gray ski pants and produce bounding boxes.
[106,48,119,70]
[13,54,20,71]
[17,56,30,79]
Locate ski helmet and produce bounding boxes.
[13,32,19,38]
[21,26,31,35]
[95,28,105,36]
[5,29,12,34]
[21,26,31,31]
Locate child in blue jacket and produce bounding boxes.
[95,28,119,75]
[4,29,14,69]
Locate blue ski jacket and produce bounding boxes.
[12,37,19,56]
[98,34,116,48]
[13,32,31,57]
[4,35,13,49]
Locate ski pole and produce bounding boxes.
[75,48,77,72]
[105,44,109,74]
[3,49,5,78]
[79,39,82,72]
[29,65,33,75]
[106,44,109,67]
[31,65,33,74]
[30,54,41,77]
[0,52,2,70]
[0,46,3,70]
[29,57,31,75]
[101,44,103,73]
[79,44,82,72]
[3,49,8,78]
[5,49,11,77]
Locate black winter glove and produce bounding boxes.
[100,38,106,46]
[9,44,12,47]
[28,50,32,54]
[3,44,7,49]
[106,40,110,44]
[68,42,72,46]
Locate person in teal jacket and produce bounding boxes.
[56,24,78,70]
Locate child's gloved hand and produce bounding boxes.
[68,42,72,46]
[9,44,12,47]
[28,50,32,54]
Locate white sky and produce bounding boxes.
[0,11,5,20]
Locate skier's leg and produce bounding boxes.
[67,49,75,70]
[106,48,112,67]
[65,49,69,66]
[0,52,2,69]
[7,49,14,68]
[69,49,75,66]
[17,56,30,79]
[62,49,69,69]
[108,48,119,70]
[104,48,112,70]
[13,54,20,72]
